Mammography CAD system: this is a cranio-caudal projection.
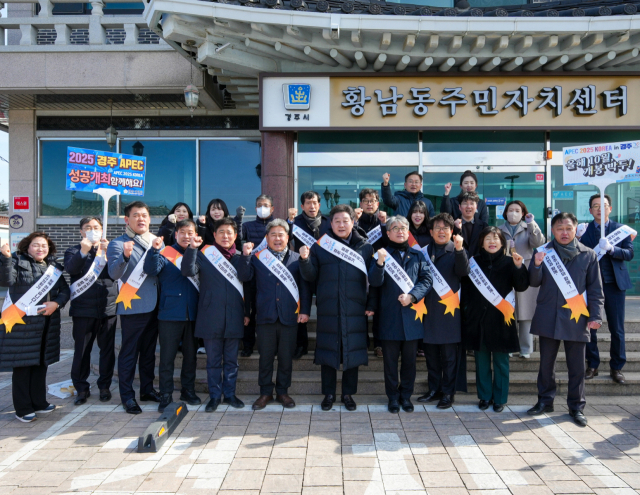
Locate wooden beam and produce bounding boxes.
[417,56,433,72]
[286,26,311,43]
[395,54,411,71]
[425,35,439,53]
[380,32,392,51]
[539,35,558,53]
[514,35,532,53]
[438,57,455,72]
[373,53,387,71]
[303,45,338,66]
[482,56,501,71]
[603,47,639,67]
[250,23,283,39]
[403,34,415,52]
[354,50,367,69]
[330,48,353,68]
[351,30,362,48]
[560,34,581,51]
[448,35,462,54]
[275,42,321,64]
[459,57,477,72]
[565,53,593,70]
[608,32,630,47]
[322,28,339,45]
[502,56,523,71]
[524,55,547,71]
[493,36,509,54]
[544,54,569,70]
[586,51,615,69]
[470,35,485,54]
[581,33,604,49]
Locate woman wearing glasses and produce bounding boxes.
[369,216,432,413]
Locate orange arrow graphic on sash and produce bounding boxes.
[0,305,26,334]
[296,300,300,314]
[495,298,516,325]
[411,298,427,322]
[563,293,590,323]
[407,232,419,249]
[116,283,141,310]
[438,290,460,317]
[161,246,181,265]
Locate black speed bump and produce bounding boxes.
[138,401,189,453]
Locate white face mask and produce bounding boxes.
[85,230,102,243]
[507,211,522,224]
[256,206,271,219]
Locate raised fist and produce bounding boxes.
[99,239,109,253]
[1,243,10,258]
[243,242,254,256]
[236,206,246,218]
[454,218,462,230]
[168,214,177,224]
[453,234,464,251]
[152,237,163,250]
[377,248,388,265]
[123,241,134,258]
[288,208,297,222]
[382,173,390,186]
[534,251,546,267]
[354,208,363,221]
[576,223,588,239]
[198,215,206,224]
[525,213,534,224]
[377,211,387,225]
[191,236,203,249]
[512,252,524,268]
[444,183,452,195]
[299,245,310,260]
[80,237,94,255]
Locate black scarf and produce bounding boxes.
[358,212,379,233]
[302,212,323,240]
[388,240,410,252]
[553,238,580,264]
[479,248,505,265]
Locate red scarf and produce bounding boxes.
[213,241,236,261]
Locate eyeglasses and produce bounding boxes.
[591,204,610,210]
[432,226,451,232]
[406,180,422,185]
[390,227,409,233]
[268,233,287,239]
[361,200,378,205]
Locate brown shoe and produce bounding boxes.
[611,370,626,384]
[252,395,273,410]
[585,367,599,379]
[374,347,383,358]
[276,394,296,409]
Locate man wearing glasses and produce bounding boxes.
[579,194,634,385]
[381,171,435,219]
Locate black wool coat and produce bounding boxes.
[299,229,377,370]
[0,253,70,368]
[462,249,530,353]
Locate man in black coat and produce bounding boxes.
[441,170,489,223]
[287,191,331,359]
[454,192,488,257]
[579,194,634,384]
[528,212,604,427]
[237,219,312,410]
[240,194,276,358]
[299,204,377,412]
[64,217,117,405]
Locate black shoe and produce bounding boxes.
[223,395,245,409]
[437,395,454,409]
[399,398,414,413]
[140,389,161,402]
[478,399,493,411]
[570,409,588,427]
[180,389,202,405]
[99,388,112,402]
[158,393,173,413]
[74,390,90,406]
[293,346,307,360]
[240,348,253,357]
[388,400,400,413]
[321,395,335,411]
[205,397,221,412]
[417,390,443,403]
[527,402,554,415]
[493,403,505,413]
[341,395,357,411]
[123,398,142,414]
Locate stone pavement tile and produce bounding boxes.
[478,443,519,456]
[53,446,100,461]
[341,423,373,433]
[598,457,640,472]
[19,471,71,487]
[306,441,340,455]
[542,480,595,493]
[616,472,640,489]
[502,430,537,441]
[3,487,52,495]
[460,473,507,490]
[498,469,544,485]
[381,473,425,491]
[246,423,279,434]
[262,473,303,492]
[302,487,344,495]
[280,414,311,426]
[234,445,273,458]
[592,489,639,495]
[187,463,230,478]
[606,434,639,446]
[211,426,248,438]
[303,466,343,486]
[423,488,469,495]
[343,467,382,481]
[306,455,342,467]
[509,440,552,454]
[80,452,127,470]
[266,458,305,475]
[309,422,340,432]
[568,464,616,476]
[176,478,223,495]
[414,454,456,472]
[520,452,564,467]
[136,472,185,492]
[40,439,75,450]
[71,434,114,447]
[379,459,419,474]
[342,457,379,468]
[343,434,374,445]
[151,454,194,474]
[0,471,39,486]
[274,435,308,448]
[277,424,310,436]
[469,429,508,444]
[41,461,86,472]
[452,458,495,474]
[420,471,465,487]
[229,457,269,470]
[532,464,581,481]
[485,455,530,471]
[580,476,631,488]
[220,469,265,490]
[341,413,371,423]
[270,447,307,458]
[249,412,282,423]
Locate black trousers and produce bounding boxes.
[158,320,197,395]
[243,306,257,351]
[13,364,49,416]
[118,311,158,402]
[537,336,586,411]
[257,321,297,395]
[321,365,358,396]
[381,339,418,400]
[371,313,382,349]
[424,343,458,395]
[587,283,626,371]
[71,316,117,394]
[296,321,308,350]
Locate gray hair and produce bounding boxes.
[387,215,409,231]
[266,218,290,234]
[256,194,273,206]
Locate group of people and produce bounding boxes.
[0,170,632,428]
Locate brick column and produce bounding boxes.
[9,109,37,235]
[261,131,295,220]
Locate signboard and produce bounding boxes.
[262,74,639,130]
[66,147,146,196]
[496,205,505,219]
[12,196,29,212]
[553,191,574,200]
[485,197,506,206]
[10,233,28,252]
[562,140,640,188]
[536,174,545,183]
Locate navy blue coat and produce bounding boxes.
[143,244,199,322]
[237,250,312,327]
[181,246,248,339]
[300,230,377,370]
[241,216,274,245]
[580,220,634,291]
[455,219,488,257]
[355,213,388,251]
[381,184,435,218]
[441,192,489,224]
[422,242,470,344]
[368,247,432,341]
[289,214,331,253]
[64,244,117,319]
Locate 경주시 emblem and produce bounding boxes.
[283,84,311,110]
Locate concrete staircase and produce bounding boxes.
[101,320,640,397]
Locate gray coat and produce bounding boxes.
[107,233,162,315]
[500,220,546,321]
[529,242,604,343]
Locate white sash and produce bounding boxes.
[251,236,268,255]
[116,234,157,310]
[317,234,368,277]
[256,249,300,312]
[292,225,317,248]
[70,252,107,301]
[594,225,637,261]
[201,245,244,297]
[423,245,461,317]
[160,246,199,291]
[539,242,589,322]
[468,257,516,325]
[367,225,383,245]
[0,265,63,333]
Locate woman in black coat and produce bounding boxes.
[197,198,243,249]
[462,226,529,412]
[299,204,377,412]
[0,232,70,422]
[156,202,194,246]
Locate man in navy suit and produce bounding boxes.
[579,194,634,384]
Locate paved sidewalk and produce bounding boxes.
[1,356,640,495]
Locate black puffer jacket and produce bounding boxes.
[64,245,117,318]
[0,253,70,368]
[157,220,177,247]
